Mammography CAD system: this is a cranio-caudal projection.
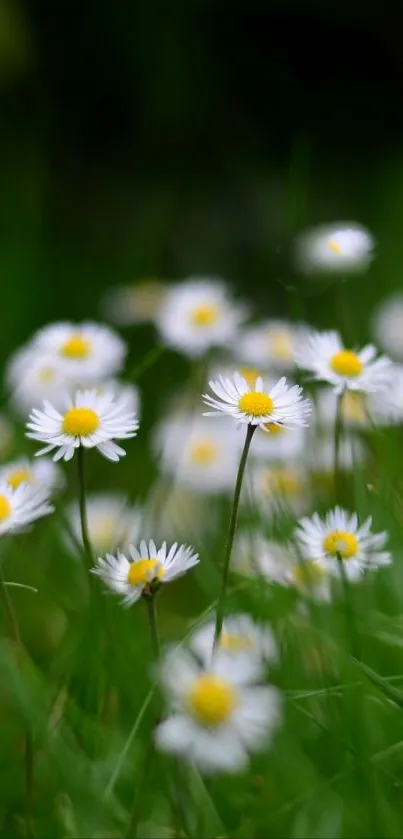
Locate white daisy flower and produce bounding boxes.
[100,278,167,325]
[94,379,141,417]
[155,277,247,358]
[236,320,309,371]
[153,415,240,495]
[315,387,373,430]
[0,457,63,495]
[295,222,374,274]
[6,347,71,415]
[203,372,311,431]
[372,292,403,360]
[0,480,54,536]
[65,494,143,555]
[91,539,199,606]
[0,413,15,458]
[190,613,278,679]
[26,388,138,462]
[32,321,126,382]
[155,645,281,774]
[295,330,391,394]
[249,463,310,518]
[295,507,391,582]
[251,423,307,462]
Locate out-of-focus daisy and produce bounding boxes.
[251,423,307,462]
[249,463,309,517]
[190,613,278,679]
[372,292,403,360]
[307,436,366,477]
[0,457,63,495]
[236,320,309,371]
[146,483,215,544]
[32,321,126,382]
[66,494,143,555]
[203,372,311,431]
[295,222,374,275]
[0,414,15,458]
[0,480,54,536]
[6,348,71,415]
[155,277,247,358]
[296,330,391,394]
[26,389,138,462]
[95,379,141,417]
[153,415,240,495]
[101,278,167,326]
[155,645,281,773]
[295,508,391,581]
[91,539,199,606]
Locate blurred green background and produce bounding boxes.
[2,0,403,372]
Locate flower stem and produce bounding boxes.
[334,392,344,503]
[77,447,93,569]
[144,595,160,659]
[130,345,165,381]
[214,424,256,646]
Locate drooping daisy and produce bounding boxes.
[236,320,309,371]
[0,457,63,496]
[295,508,391,581]
[153,414,240,495]
[32,321,127,382]
[295,330,391,394]
[91,539,199,606]
[26,389,138,462]
[372,292,403,360]
[203,372,311,431]
[295,222,374,275]
[155,277,247,358]
[100,278,167,325]
[155,645,281,774]
[0,480,54,536]
[249,463,310,517]
[190,613,278,679]
[65,494,143,555]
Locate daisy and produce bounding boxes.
[32,321,126,382]
[155,645,281,774]
[155,277,247,358]
[249,463,310,518]
[0,480,54,536]
[295,507,391,581]
[190,613,278,679]
[295,222,374,274]
[0,457,63,495]
[6,347,71,415]
[26,388,138,462]
[65,494,143,555]
[95,379,141,417]
[307,436,366,476]
[236,320,309,371]
[295,330,391,394]
[153,414,240,495]
[251,423,307,462]
[100,278,167,325]
[91,539,199,606]
[372,292,403,360]
[203,372,311,431]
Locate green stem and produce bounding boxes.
[144,595,160,659]
[334,392,344,503]
[337,554,360,659]
[214,424,256,646]
[130,345,165,382]
[77,447,93,569]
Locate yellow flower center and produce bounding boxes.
[330,350,363,377]
[327,239,343,254]
[37,367,55,383]
[263,422,284,435]
[323,530,358,559]
[62,407,100,436]
[341,392,367,423]
[6,468,33,490]
[263,467,302,497]
[293,561,325,587]
[270,331,293,360]
[190,304,220,327]
[0,494,11,522]
[187,674,237,725]
[220,632,254,652]
[127,558,164,587]
[238,392,274,417]
[189,440,218,465]
[239,368,260,388]
[60,334,91,359]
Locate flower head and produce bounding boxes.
[155,645,281,773]
[91,539,199,606]
[0,480,54,536]
[372,292,403,361]
[31,321,126,382]
[249,463,309,518]
[295,330,391,394]
[295,507,391,581]
[236,320,309,371]
[66,494,143,555]
[101,279,167,325]
[156,278,247,358]
[0,457,63,496]
[6,348,72,415]
[190,613,278,680]
[203,372,311,431]
[26,388,138,462]
[295,222,374,274]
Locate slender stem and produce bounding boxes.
[334,392,344,503]
[145,595,160,659]
[214,424,256,646]
[0,564,21,647]
[130,345,165,381]
[337,554,360,659]
[77,447,93,569]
